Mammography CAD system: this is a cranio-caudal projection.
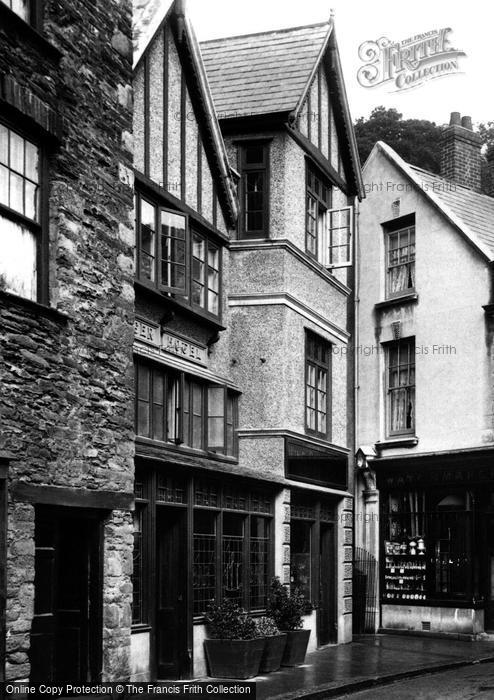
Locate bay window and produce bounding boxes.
[0,122,41,301]
[305,331,331,438]
[136,194,221,318]
[135,359,238,457]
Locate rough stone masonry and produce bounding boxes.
[0,0,135,681]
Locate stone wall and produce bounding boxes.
[0,0,134,681]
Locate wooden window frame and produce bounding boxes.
[305,331,331,440]
[0,0,42,28]
[0,118,48,304]
[384,217,416,299]
[190,228,221,318]
[136,193,222,321]
[239,142,270,239]
[135,360,239,458]
[385,337,416,437]
[305,162,331,260]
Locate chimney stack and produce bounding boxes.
[486,149,494,198]
[440,112,482,192]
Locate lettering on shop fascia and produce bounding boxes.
[134,318,208,367]
[162,330,207,366]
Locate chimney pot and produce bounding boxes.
[441,113,482,192]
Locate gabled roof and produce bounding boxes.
[133,0,238,227]
[369,142,494,262]
[201,21,364,199]
[200,23,330,117]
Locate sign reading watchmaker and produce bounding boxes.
[357,28,465,92]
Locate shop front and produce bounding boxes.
[377,450,494,636]
[131,463,279,680]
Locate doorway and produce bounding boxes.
[30,508,102,684]
[485,514,494,630]
[318,523,336,645]
[156,507,188,679]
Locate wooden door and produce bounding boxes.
[30,509,102,683]
[485,514,494,630]
[318,523,336,645]
[156,507,188,679]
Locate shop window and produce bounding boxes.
[135,360,239,457]
[291,520,312,601]
[132,507,144,624]
[223,513,244,605]
[383,489,470,602]
[250,517,270,610]
[386,338,415,436]
[305,331,331,439]
[193,510,216,616]
[0,122,41,301]
[192,481,273,616]
[385,219,415,297]
[239,143,269,238]
[135,194,222,319]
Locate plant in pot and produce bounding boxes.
[204,599,265,679]
[267,577,311,666]
[254,616,287,673]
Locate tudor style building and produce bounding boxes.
[132,0,241,681]
[355,113,494,638]
[132,2,363,681]
[201,17,364,659]
[0,0,134,684]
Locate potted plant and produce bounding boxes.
[255,616,287,673]
[204,599,265,679]
[267,577,311,666]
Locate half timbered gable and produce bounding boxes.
[134,0,237,236]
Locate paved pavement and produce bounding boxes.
[334,660,494,699]
[256,634,494,699]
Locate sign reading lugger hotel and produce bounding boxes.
[134,318,207,367]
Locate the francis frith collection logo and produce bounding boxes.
[357,28,465,92]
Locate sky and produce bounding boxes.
[154,0,494,128]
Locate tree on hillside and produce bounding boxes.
[354,106,443,173]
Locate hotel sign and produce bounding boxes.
[162,331,207,366]
[134,319,208,367]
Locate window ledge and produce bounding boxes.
[134,280,226,333]
[135,436,238,464]
[0,290,70,324]
[376,436,419,450]
[0,3,62,61]
[375,293,419,311]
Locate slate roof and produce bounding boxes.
[374,142,494,261]
[200,23,330,117]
